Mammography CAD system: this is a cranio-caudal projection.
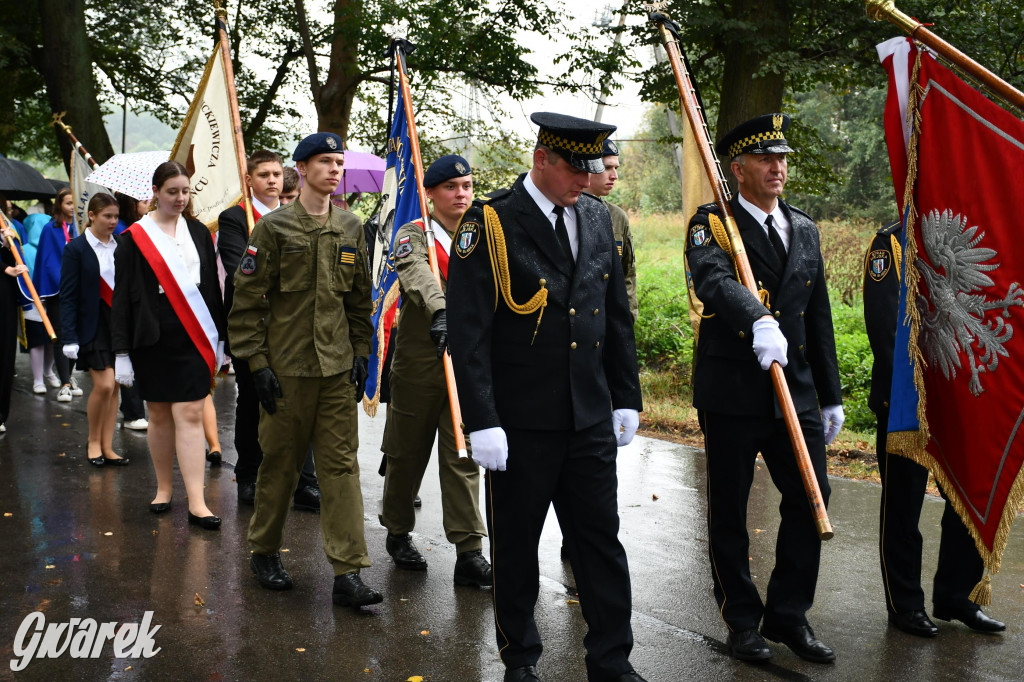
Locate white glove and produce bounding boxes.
[612,408,639,447]
[468,427,508,471]
[751,318,788,370]
[821,404,845,445]
[115,354,135,387]
[62,344,79,360]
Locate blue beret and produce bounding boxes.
[423,155,472,188]
[602,138,619,157]
[292,132,344,162]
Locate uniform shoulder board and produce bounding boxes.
[786,203,814,221]
[480,188,511,204]
[877,220,902,236]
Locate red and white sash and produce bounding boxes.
[425,218,452,280]
[128,216,219,378]
[99,269,114,307]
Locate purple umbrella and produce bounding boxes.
[332,150,385,195]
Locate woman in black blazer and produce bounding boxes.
[60,193,129,467]
[111,162,227,529]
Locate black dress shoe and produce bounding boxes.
[889,609,939,637]
[187,511,222,530]
[87,456,105,467]
[332,572,383,607]
[386,533,427,570]
[413,495,422,508]
[503,665,541,682]
[454,550,492,588]
[292,485,321,513]
[933,604,1006,632]
[238,482,256,505]
[761,623,835,663]
[102,455,130,466]
[206,450,222,466]
[727,628,772,662]
[149,501,172,514]
[250,552,293,590]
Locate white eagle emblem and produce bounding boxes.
[915,209,1024,396]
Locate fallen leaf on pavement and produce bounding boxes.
[281,548,290,552]
[420,630,430,636]
[103,532,113,536]
[295,648,305,652]
[3,512,11,517]
[652,494,659,501]
[194,593,205,607]
[45,565,55,570]
[567,598,580,605]
[408,677,424,682]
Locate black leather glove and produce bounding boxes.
[253,367,283,415]
[351,356,369,402]
[429,309,448,359]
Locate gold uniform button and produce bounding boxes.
[798,344,804,351]
[602,273,609,280]
[593,308,599,315]
[539,278,547,286]
[799,311,804,317]
[569,308,576,316]
[594,341,601,348]
[738,331,746,339]
[774,310,781,318]
[570,342,577,350]
[805,280,812,287]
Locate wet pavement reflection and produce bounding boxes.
[1,354,1022,680]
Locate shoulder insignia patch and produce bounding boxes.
[456,221,480,258]
[338,245,357,266]
[616,240,623,256]
[689,222,711,247]
[395,242,414,259]
[240,245,258,275]
[868,249,891,282]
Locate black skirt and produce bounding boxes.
[77,304,115,372]
[24,319,50,349]
[131,294,212,402]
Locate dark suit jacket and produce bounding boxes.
[863,221,902,415]
[685,196,841,416]
[217,204,250,320]
[111,218,227,354]
[60,233,120,346]
[447,174,642,433]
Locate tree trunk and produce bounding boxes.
[35,0,114,171]
[715,0,790,148]
[318,0,363,144]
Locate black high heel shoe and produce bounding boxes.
[149,500,172,514]
[206,450,222,466]
[188,511,221,530]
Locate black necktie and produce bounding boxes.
[765,214,787,263]
[553,206,574,263]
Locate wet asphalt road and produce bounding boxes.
[0,353,1022,681]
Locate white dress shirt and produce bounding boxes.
[153,216,202,292]
[252,196,279,217]
[84,228,117,284]
[737,192,791,253]
[524,172,579,260]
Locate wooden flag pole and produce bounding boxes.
[647,4,833,540]
[213,0,255,234]
[51,113,99,170]
[0,212,56,340]
[392,40,469,458]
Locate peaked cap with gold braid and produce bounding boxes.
[531,112,616,173]
[715,113,795,160]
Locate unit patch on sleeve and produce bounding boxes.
[616,240,623,256]
[455,221,480,259]
[239,245,258,275]
[395,243,414,259]
[868,249,891,282]
[338,245,357,266]
[689,222,711,247]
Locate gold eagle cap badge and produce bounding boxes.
[772,114,784,131]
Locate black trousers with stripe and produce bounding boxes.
[699,408,830,632]
[876,409,983,614]
[486,419,633,681]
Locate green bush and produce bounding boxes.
[634,260,693,378]
[831,301,874,433]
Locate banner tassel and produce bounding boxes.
[969,571,992,606]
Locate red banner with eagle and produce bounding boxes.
[880,37,1024,603]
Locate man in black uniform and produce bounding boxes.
[864,220,1005,636]
[447,113,645,682]
[218,150,320,512]
[685,114,844,664]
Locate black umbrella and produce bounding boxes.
[0,154,58,200]
[47,178,69,192]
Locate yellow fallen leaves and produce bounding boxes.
[3,512,11,517]
[61,423,71,427]
[652,494,659,501]
[194,593,205,607]
[124,666,132,671]
[407,677,424,682]
[295,648,305,653]
[45,564,55,570]
[281,548,290,553]
[103,532,113,536]
[58,453,65,457]
[363,669,372,674]
[567,598,580,605]
[420,630,430,636]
